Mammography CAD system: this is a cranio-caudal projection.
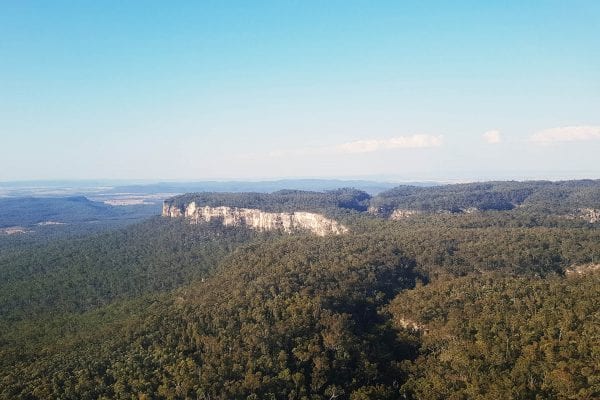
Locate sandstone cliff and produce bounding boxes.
[162,202,348,236]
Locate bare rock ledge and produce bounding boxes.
[163,202,349,236]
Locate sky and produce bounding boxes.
[1,1,599,182]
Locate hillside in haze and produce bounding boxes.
[0,196,159,228]
[0,179,406,198]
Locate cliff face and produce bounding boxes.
[162,202,348,236]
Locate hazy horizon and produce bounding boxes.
[2,173,599,188]
[1,171,599,185]
[1,2,598,181]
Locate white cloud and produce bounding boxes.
[267,134,443,158]
[482,130,501,144]
[530,126,600,144]
[334,134,443,154]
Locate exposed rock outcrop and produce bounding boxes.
[368,206,422,219]
[0,226,30,235]
[162,202,348,236]
[367,206,382,215]
[371,206,479,220]
[389,209,421,220]
[565,263,600,276]
[580,208,600,223]
[396,317,426,332]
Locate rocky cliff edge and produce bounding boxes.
[162,202,348,236]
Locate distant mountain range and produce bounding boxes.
[0,179,436,198]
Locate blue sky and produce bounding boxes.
[1,1,599,181]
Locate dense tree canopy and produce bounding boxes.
[389,274,600,399]
[0,218,262,322]
[166,188,372,213]
[1,182,599,399]
[370,179,600,215]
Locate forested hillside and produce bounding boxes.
[166,188,371,214]
[389,274,600,399]
[370,179,600,215]
[0,196,160,250]
[0,218,263,322]
[0,196,158,228]
[1,183,599,399]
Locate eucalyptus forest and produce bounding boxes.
[1,180,599,399]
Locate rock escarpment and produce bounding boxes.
[162,202,348,236]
